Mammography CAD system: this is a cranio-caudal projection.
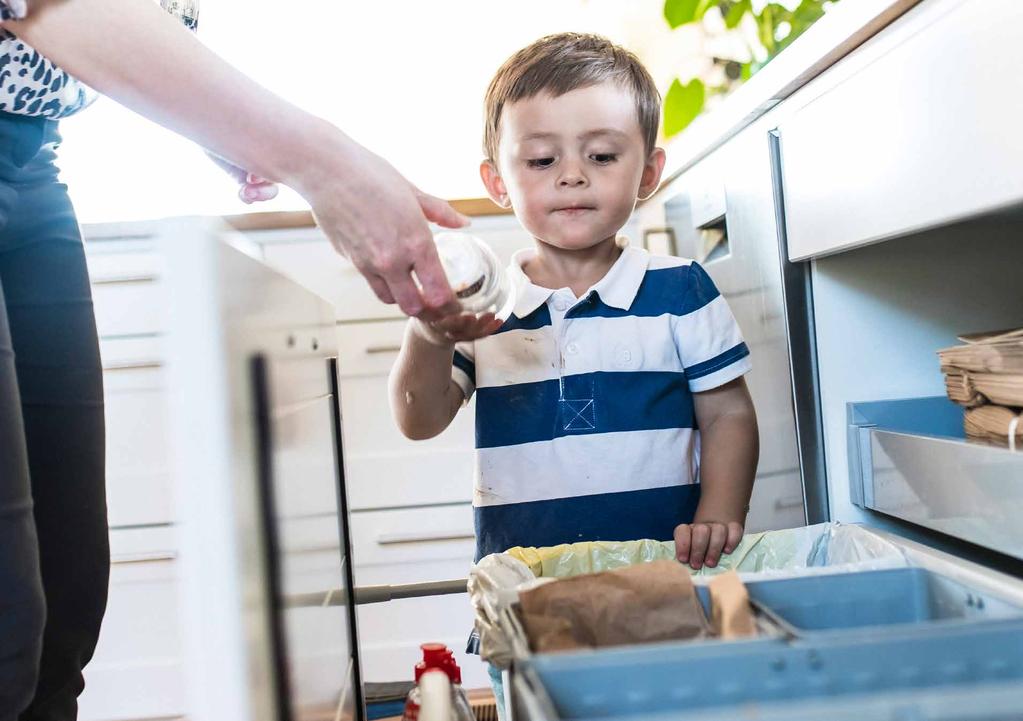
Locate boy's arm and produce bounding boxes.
[675,377,759,570]
[389,321,466,441]
[389,314,502,440]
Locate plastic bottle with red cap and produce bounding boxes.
[401,643,475,721]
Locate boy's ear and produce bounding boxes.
[638,147,667,201]
[480,159,511,208]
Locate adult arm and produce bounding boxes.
[2,0,462,318]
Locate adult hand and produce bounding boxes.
[674,521,744,571]
[295,135,467,321]
[205,151,279,204]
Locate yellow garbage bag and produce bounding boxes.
[504,531,795,579]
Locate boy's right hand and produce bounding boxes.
[412,313,504,347]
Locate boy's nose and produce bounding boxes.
[558,170,588,188]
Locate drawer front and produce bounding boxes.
[336,319,408,378]
[339,370,475,510]
[746,470,805,533]
[349,505,475,582]
[79,530,183,721]
[780,0,1023,259]
[356,593,489,689]
[102,339,172,528]
[92,278,163,338]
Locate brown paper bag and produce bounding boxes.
[517,559,708,652]
[708,570,757,639]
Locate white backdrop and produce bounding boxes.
[58,0,691,223]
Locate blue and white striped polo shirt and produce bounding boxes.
[452,244,751,560]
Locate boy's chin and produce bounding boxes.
[535,232,618,252]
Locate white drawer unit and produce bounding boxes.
[349,505,476,586]
[101,338,172,529]
[78,528,184,721]
[336,319,476,511]
[780,0,1023,260]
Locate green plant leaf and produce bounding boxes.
[724,0,751,29]
[663,77,706,137]
[664,0,702,28]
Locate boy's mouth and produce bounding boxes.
[553,206,596,215]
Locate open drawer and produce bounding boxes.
[848,397,1023,561]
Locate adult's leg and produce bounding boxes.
[0,274,47,721]
[0,166,108,721]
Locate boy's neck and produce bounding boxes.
[523,236,622,298]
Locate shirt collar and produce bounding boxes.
[507,243,651,319]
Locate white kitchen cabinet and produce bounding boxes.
[78,528,184,721]
[780,0,1023,260]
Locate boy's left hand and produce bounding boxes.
[674,521,744,570]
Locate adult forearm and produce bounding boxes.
[694,412,758,524]
[4,0,339,189]
[389,322,462,440]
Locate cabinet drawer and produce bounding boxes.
[337,319,408,378]
[92,278,163,338]
[356,593,488,688]
[780,0,1023,259]
[349,505,475,582]
[746,470,805,533]
[80,529,183,721]
[339,370,475,510]
[102,341,172,528]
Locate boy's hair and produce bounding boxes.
[483,33,660,163]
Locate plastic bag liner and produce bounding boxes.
[468,522,909,668]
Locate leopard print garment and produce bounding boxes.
[0,0,193,119]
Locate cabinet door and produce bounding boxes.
[780,0,1023,259]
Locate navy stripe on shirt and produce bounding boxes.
[686,342,751,380]
[494,304,552,334]
[568,263,720,320]
[475,370,695,448]
[453,349,475,384]
[473,483,701,559]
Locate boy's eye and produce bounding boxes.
[590,153,617,164]
[526,157,556,168]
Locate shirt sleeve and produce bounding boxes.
[673,261,751,393]
[0,1,28,21]
[451,340,476,402]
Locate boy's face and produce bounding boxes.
[482,82,664,252]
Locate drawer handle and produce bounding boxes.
[376,531,475,546]
[91,274,158,286]
[111,551,177,565]
[365,345,402,355]
[104,360,163,372]
[774,498,804,511]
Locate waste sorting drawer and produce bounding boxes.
[509,557,1023,719]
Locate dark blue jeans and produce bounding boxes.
[0,112,108,721]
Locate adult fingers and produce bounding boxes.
[240,183,279,204]
[383,270,426,318]
[705,524,728,568]
[411,238,459,318]
[725,522,744,555]
[362,272,396,306]
[689,524,710,570]
[416,189,470,229]
[674,524,692,564]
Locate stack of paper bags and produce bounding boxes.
[937,328,1023,446]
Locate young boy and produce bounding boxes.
[389,33,758,574]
